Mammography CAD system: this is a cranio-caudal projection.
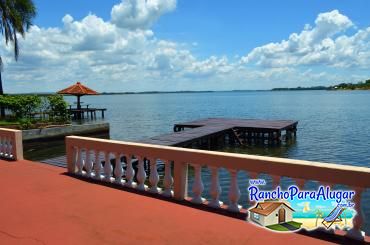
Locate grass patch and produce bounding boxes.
[287,221,302,229]
[266,224,290,231]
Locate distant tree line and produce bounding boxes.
[272,79,370,91]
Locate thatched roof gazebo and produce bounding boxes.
[57,82,98,110]
[57,82,101,119]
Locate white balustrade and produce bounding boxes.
[162,160,173,197]
[65,135,370,241]
[208,166,222,208]
[0,128,23,160]
[103,152,113,182]
[191,164,205,204]
[228,169,241,212]
[125,155,136,188]
[136,156,147,191]
[114,153,124,184]
[149,158,160,193]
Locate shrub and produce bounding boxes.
[47,95,69,122]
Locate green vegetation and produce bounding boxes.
[272,78,370,91]
[288,221,303,229]
[0,94,70,129]
[272,86,329,91]
[266,221,302,231]
[329,79,370,90]
[266,224,290,231]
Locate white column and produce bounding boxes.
[149,158,160,193]
[103,151,113,182]
[85,149,93,177]
[93,150,102,180]
[346,188,365,241]
[125,155,135,187]
[76,148,84,175]
[114,153,124,185]
[208,166,222,208]
[136,156,147,191]
[191,164,205,204]
[228,169,241,212]
[162,160,173,197]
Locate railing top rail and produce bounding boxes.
[66,136,370,188]
[0,128,22,133]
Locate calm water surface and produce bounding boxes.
[63,91,370,231]
[67,90,370,167]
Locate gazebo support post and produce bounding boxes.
[77,95,82,119]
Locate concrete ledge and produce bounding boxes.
[23,122,109,141]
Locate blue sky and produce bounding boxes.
[1,0,370,92]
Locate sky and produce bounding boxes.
[1,0,370,93]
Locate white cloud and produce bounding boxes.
[1,7,370,93]
[241,10,370,69]
[111,0,176,30]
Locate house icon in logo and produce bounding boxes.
[249,200,295,227]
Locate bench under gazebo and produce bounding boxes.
[57,82,106,120]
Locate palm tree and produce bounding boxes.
[0,0,36,117]
[315,209,324,227]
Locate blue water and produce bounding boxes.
[67,90,370,167]
[65,90,370,232]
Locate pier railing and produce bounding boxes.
[66,135,370,241]
[0,128,23,160]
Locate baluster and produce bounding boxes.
[162,160,173,197]
[0,137,3,157]
[70,146,78,174]
[295,178,306,189]
[346,188,365,241]
[228,169,241,212]
[4,137,9,158]
[93,150,102,180]
[271,175,281,189]
[103,151,113,182]
[85,149,93,177]
[76,148,84,175]
[125,155,135,187]
[191,163,205,204]
[209,166,223,208]
[136,156,147,191]
[7,138,13,159]
[149,158,160,193]
[248,172,259,207]
[114,153,124,184]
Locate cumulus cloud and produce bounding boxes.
[111,0,176,30]
[0,6,370,93]
[241,10,370,69]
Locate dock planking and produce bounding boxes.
[139,118,298,148]
[41,118,298,166]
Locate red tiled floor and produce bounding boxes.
[0,160,336,245]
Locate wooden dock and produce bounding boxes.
[140,118,298,148]
[41,118,298,166]
[68,105,107,120]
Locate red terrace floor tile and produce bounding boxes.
[0,160,344,244]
